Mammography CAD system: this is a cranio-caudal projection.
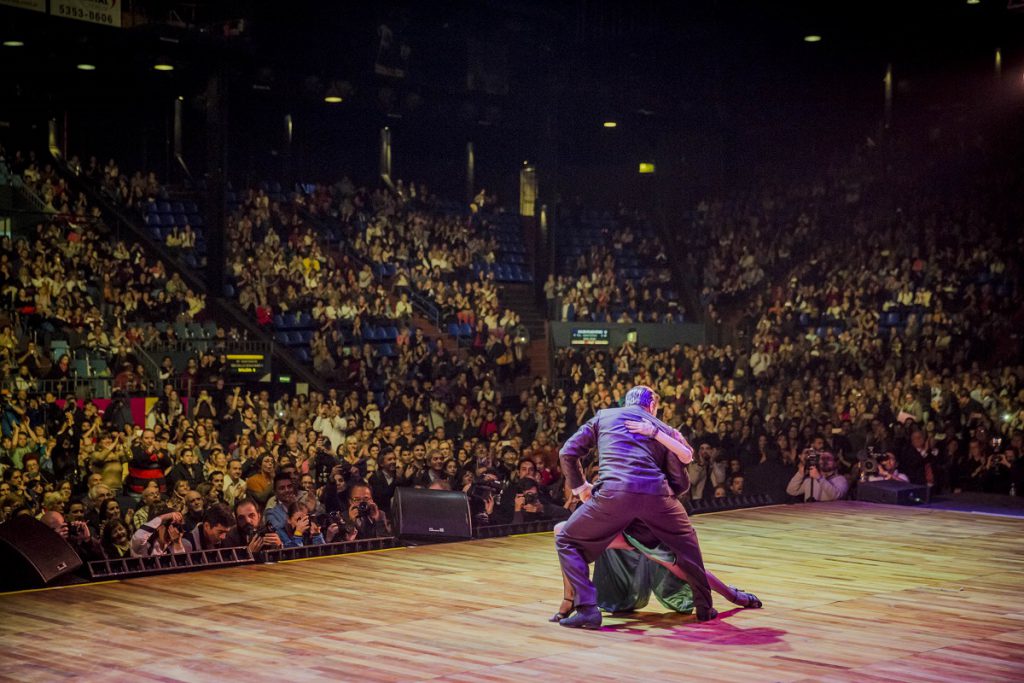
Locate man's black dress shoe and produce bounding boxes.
[559,604,602,629]
[696,607,719,622]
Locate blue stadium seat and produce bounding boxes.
[447,322,460,337]
[157,201,172,214]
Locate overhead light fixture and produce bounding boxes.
[803,35,822,43]
[2,40,25,48]
[323,83,344,103]
[77,63,97,71]
[603,121,618,128]
[639,162,656,174]
[153,62,175,72]
[966,0,980,4]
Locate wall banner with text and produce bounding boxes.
[50,0,121,28]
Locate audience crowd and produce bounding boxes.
[547,207,684,323]
[0,119,1022,581]
[0,148,211,396]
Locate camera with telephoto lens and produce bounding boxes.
[314,510,345,530]
[469,478,502,502]
[522,492,539,505]
[861,447,881,475]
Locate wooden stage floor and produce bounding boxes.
[1,501,1023,683]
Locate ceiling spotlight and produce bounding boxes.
[324,81,347,104]
[77,63,97,71]
[966,0,980,4]
[2,40,25,47]
[603,121,618,128]
[153,62,175,72]
[803,35,822,43]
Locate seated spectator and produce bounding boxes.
[167,448,204,492]
[100,519,132,559]
[182,490,205,532]
[246,453,277,505]
[368,450,398,512]
[264,472,299,536]
[185,503,234,551]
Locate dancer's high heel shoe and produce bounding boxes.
[730,588,763,609]
[549,597,576,622]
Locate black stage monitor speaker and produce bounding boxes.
[392,488,472,543]
[857,480,929,506]
[0,516,83,590]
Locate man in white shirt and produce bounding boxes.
[786,449,849,502]
[313,402,346,450]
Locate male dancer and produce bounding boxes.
[555,385,715,628]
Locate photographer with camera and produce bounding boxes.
[468,476,502,526]
[337,481,389,541]
[786,438,849,502]
[861,450,909,483]
[223,497,283,554]
[512,477,566,524]
[40,509,105,563]
[130,509,192,556]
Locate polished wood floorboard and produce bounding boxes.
[1,501,1022,682]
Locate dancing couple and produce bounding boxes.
[553,385,762,629]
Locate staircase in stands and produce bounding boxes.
[497,283,550,392]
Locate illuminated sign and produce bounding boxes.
[570,328,610,346]
[227,353,266,375]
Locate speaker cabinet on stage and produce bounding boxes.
[391,488,472,543]
[0,516,83,589]
[857,480,929,506]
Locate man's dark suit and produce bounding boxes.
[556,405,713,612]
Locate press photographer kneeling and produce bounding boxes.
[786,441,849,502]
[334,481,390,541]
